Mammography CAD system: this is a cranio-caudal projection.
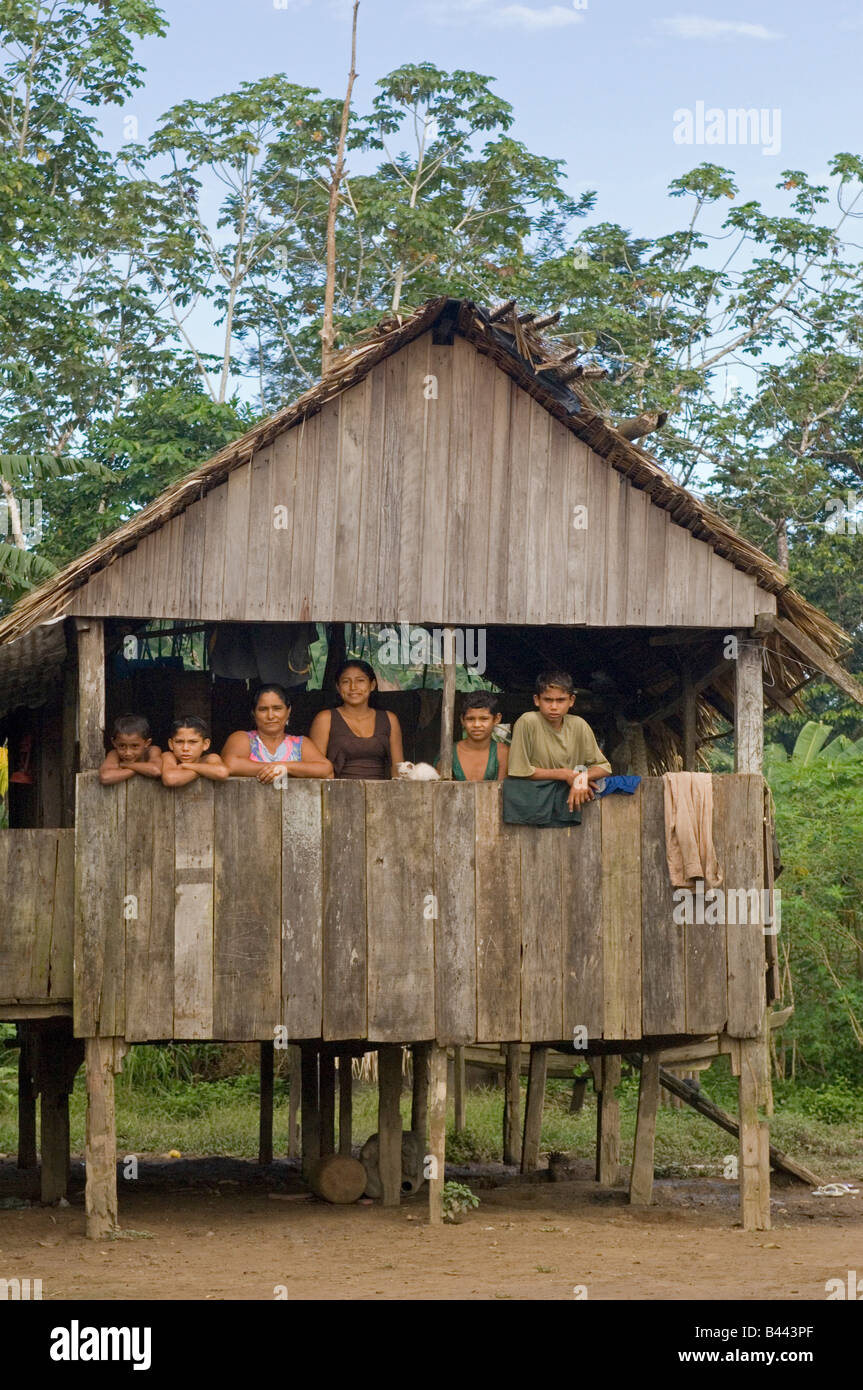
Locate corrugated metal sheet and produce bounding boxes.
[0,618,66,717]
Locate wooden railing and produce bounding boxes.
[70,773,767,1045]
[0,829,74,1005]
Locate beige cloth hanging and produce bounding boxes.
[662,771,722,888]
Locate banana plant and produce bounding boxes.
[766,720,863,769]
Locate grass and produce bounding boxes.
[0,1042,859,1180]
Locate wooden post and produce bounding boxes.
[319,1052,336,1158]
[734,633,763,773]
[521,1045,548,1172]
[40,1083,71,1205]
[629,1051,660,1205]
[300,1043,320,1181]
[502,1043,522,1166]
[453,1044,466,1132]
[378,1044,403,1207]
[288,1045,301,1159]
[738,1038,771,1231]
[681,657,697,770]
[410,1042,430,1142]
[75,619,105,771]
[428,1043,447,1224]
[338,1052,353,1156]
[596,1054,621,1185]
[438,628,457,779]
[85,1037,125,1239]
[258,1041,274,1166]
[16,1026,37,1170]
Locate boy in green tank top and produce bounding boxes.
[508,670,610,812]
[437,691,509,781]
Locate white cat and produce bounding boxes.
[396,761,440,781]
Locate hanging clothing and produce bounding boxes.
[451,740,499,782]
[209,623,316,688]
[247,731,304,764]
[502,777,582,827]
[327,706,391,780]
[662,771,722,888]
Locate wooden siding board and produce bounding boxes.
[432,782,477,1044]
[419,343,452,622]
[213,781,281,1039]
[641,777,685,1034]
[601,792,642,1039]
[333,376,371,620]
[644,501,668,626]
[505,385,532,624]
[74,775,125,1036]
[125,777,174,1041]
[443,336,475,623]
[604,467,628,627]
[585,450,610,623]
[724,774,766,1037]
[562,806,603,1038]
[709,549,735,629]
[173,779,215,1038]
[289,419,318,623]
[464,350,497,623]
[354,359,386,621]
[244,446,273,621]
[683,776,729,1034]
[475,783,521,1040]
[564,436,590,623]
[266,428,299,620]
[200,481,229,620]
[312,401,341,617]
[178,498,206,620]
[221,463,252,621]
[520,828,563,1040]
[322,780,367,1039]
[624,487,650,625]
[482,364,514,622]
[378,352,407,618]
[524,404,551,626]
[281,779,323,1038]
[396,336,431,621]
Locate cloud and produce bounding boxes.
[428,0,586,30]
[658,15,781,40]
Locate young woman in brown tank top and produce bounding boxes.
[309,660,404,780]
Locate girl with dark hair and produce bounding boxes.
[222,684,332,783]
[309,660,404,780]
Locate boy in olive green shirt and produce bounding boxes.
[508,670,611,813]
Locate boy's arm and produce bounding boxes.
[131,746,163,778]
[191,754,230,782]
[161,751,197,787]
[496,744,509,779]
[99,751,133,785]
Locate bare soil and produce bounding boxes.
[1,1156,860,1300]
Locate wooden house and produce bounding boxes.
[1,296,861,1235]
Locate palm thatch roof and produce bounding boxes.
[0,296,860,710]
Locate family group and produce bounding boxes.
[99,664,611,813]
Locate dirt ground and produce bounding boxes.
[1,1156,860,1301]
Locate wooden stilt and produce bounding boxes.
[410,1042,430,1141]
[738,1037,771,1230]
[258,1041,274,1165]
[16,1026,37,1170]
[288,1044,301,1158]
[453,1044,466,1132]
[85,1037,125,1239]
[40,1085,71,1205]
[377,1044,402,1207]
[596,1054,621,1185]
[521,1044,548,1172]
[629,1051,660,1205]
[502,1043,522,1166]
[319,1053,336,1158]
[300,1043,320,1181]
[428,1043,447,1224]
[338,1052,353,1156]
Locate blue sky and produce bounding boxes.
[120,0,863,234]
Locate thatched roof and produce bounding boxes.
[0,296,859,708]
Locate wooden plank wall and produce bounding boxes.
[66,774,767,1044]
[67,333,777,627]
[0,829,73,1003]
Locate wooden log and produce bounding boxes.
[629,1051,660,1206]
[258,1041,274,1166]
[308,1154,367,1204]
[438,630,456,778]
[521,1044,548,1173]
[319,1053,336,1159]
[502,1043,522,1166]
[428,1043,447,1225]
[338,1052,353,1157]
[596,1054,621,1185]
[300,1044,320,1181]
[75,619,105,770]
[84,1037,124,1239]
[377,1044,403,1208]
[735,634,764,773]
[453,1045,466,1132]
[410,1042,430,1143]
[16,1027,36,1170]
[738,1036,771,1231]
[288,1044,301,1159]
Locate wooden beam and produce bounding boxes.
[338,1052,353,1156]
[453,1044,466,1131]
[377,1044,402,1207]
[75,619,105,771]
[502,1043,522,1166]
[735,633,763,773]
[258,1041,274,1166]
[427,1043,447,1224]
[738,1037,771,1230]
[755,612,863,705]
[84,1037,125,1239]
[16,1026,37,1170]
[629,1051,660,1205]
[438,628,457,779]
[410,1042,430,1143]
[596,1054,621,1185]
[319,1053,336,1158]
[521,1045,548,1173]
